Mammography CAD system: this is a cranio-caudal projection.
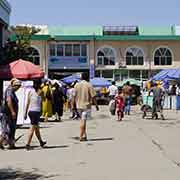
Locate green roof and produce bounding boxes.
[10,26,180,41]
[48,26,103,36]
[139,26,174,35]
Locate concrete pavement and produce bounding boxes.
[1,106,180,179]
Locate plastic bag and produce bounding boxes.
[109,99,116,115]
[0,112,10,139]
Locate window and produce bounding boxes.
[65,44,72,56]
[129,70,140,79]
[102,70,113,78]
[49,44,56,56]
[57,44,64,56]
[126,47,144,65]
[49,43,88,57]
[28,47,40,65]
[97,47,116,65]
[154,47,172,65]
[81,44,87,56]
[73,44,80,56]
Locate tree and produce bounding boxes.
[0,25,40,65]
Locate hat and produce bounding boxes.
[11,78,21,86]
[52,79,62,87]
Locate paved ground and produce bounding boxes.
[1,106,180,180]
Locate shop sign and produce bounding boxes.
[49,56,88,69]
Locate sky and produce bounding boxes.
[10,0,180,26]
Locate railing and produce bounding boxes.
[103,26,138,35]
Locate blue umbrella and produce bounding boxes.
[62,74,81,84]
[90,78,111,87]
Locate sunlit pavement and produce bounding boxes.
[1,105,180,180]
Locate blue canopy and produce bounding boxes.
[90,78,111,87]
[151,69,170,81]
[167,69,180,79]
[62,74,81,84]
[151,69,180,81]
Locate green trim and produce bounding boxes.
[31,35,51,40]
[10,34,51,41]
[95,35,180,41]
[53,35,95,41]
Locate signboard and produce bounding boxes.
[49,56,89,69]
[89,60,95,79]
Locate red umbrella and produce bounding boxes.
[0,59,44,79]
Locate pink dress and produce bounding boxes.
[115,95,125,118]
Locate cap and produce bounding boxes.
[11,78,21,87]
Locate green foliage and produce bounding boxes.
[0,25,40,65]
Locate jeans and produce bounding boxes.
[124,97,131,114]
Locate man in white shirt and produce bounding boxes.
[108,81,118,99]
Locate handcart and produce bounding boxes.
[141,95,155,119]
[141,93,165,120]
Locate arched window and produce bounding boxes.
[154,47,172,65]
[97,47,116,65]
[28,47,40,65]
[126,47,144,65]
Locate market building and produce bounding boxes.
[30,25,180,81]
[0,0,11,47]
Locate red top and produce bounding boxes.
[115,95,125,111]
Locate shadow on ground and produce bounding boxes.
[0,168,59,180]
[72,137,114,142]
[44,145,69,149]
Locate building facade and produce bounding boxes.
[30,25,180,81]
[0,0,11,47]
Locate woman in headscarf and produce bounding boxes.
[0,78,21,149]
[41,80,53,122]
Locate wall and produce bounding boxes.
[93,40,180,70]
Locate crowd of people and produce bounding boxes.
[0,72,100,150]
[108,81,133,121]
[1,73,179,150]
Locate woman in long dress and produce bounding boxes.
[41,81,53,122]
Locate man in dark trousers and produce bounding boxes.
[5,78,21,149]
[150,82,165,120]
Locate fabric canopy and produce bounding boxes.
[62,74,81,84]
[151,69,180,81]
[167,69,180,79]
[0,59,44,79]
[90,78,111,87]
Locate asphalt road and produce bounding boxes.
[1,105,180,180]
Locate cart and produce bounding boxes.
[141,93,165,120]
[141,94,155,119]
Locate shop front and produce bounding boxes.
[48,43,89,79]
[95,69,150,81]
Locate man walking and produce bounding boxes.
[108,81,118,100]
[4,78,21,149]
[122,81,133,115]
[150,82,165,120]
[73,72,99,141]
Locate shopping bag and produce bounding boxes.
[109,99,116,115]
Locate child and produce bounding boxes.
[115,87,125,121]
